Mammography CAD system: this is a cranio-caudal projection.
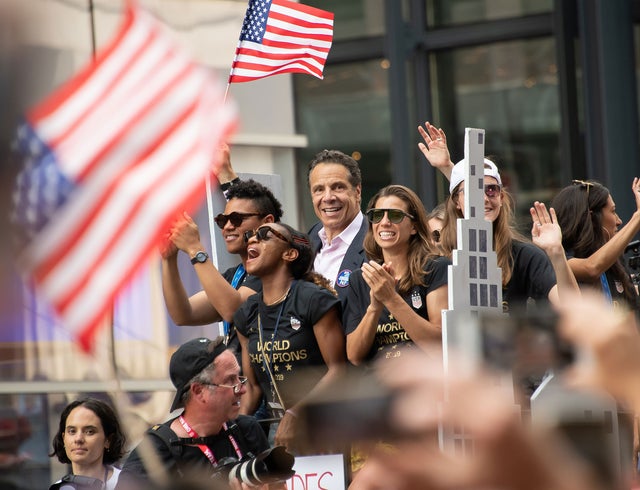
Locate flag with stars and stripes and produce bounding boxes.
[229,0,334,83]
[11,1,236,352]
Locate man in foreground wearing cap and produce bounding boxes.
[116,337,269,489]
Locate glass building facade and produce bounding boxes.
[294,0,640,231]
[1,1,640,487]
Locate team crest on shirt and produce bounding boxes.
[336,269,351,288]
[411,290,422,309]
[290,317,301,331]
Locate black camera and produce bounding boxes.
[213,446,295,486]
[49,474,104,490]
[624,239,640,287]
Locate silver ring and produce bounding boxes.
[436,138,442,141]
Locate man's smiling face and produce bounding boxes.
[309,162,361,241]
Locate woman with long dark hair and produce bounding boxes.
[551,179,640,309]
[234,223,346,452]
[343,185,450,365]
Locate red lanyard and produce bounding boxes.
[178,416,243,466]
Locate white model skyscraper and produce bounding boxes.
[442,127,504,373]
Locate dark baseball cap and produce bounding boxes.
[169,336,227,412]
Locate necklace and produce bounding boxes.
[265,286,291,306]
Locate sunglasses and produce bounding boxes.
[457,184,502,199]
[484,184,502,198]
[243,226,291,244]
[214,212,262,229]
[572,179,595,197]
[366,208,415,224]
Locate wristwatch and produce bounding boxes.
[220,177,240,192]
[190,251,209,265]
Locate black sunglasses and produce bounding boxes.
[366,208,415,224]
[243,226,291,244]
[214,212,262,229]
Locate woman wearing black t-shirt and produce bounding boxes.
[343,185,450,365]
[418,122,578,312]
[234,223,346,452]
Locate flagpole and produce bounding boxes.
[102,339,170,488]
[205,175,219,274]
[88,0,97,60]
[203,84,233,336]
[206,0,245,267]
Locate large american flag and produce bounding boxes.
[11,2,236,352]
[229,0,334,83]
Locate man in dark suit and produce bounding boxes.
[306,150,367,302]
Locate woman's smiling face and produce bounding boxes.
[371,195,416,252]
[455,175,503,223]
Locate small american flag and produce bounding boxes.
[11,1,236,352]
[229,0,334,83]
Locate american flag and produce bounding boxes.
[11,2,237,352]
[229,0,334,83]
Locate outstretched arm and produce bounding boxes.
[417,121,455,180]
[530,201,580,305]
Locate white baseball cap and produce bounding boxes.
[449,158,502,194]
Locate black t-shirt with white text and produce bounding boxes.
[234,281,340,410]
[343,256,450,362]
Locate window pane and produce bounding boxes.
[635,24,640,138]
[303,0,385,40]
[427,0,553,27]
[431,37,561,225]
[294,60,391,228]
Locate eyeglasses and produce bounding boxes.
[214,212,262,229]
[572,179,595,197]
[456,184,502,199]
[366,208,415,224]
[201,376,248,395]
[243,225,290,244]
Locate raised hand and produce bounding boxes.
[417,121,454,175]
[169,212,202,254]
[530,201,563,254]
[631,177,640,212]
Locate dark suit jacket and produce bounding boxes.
[308,213,368,304]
